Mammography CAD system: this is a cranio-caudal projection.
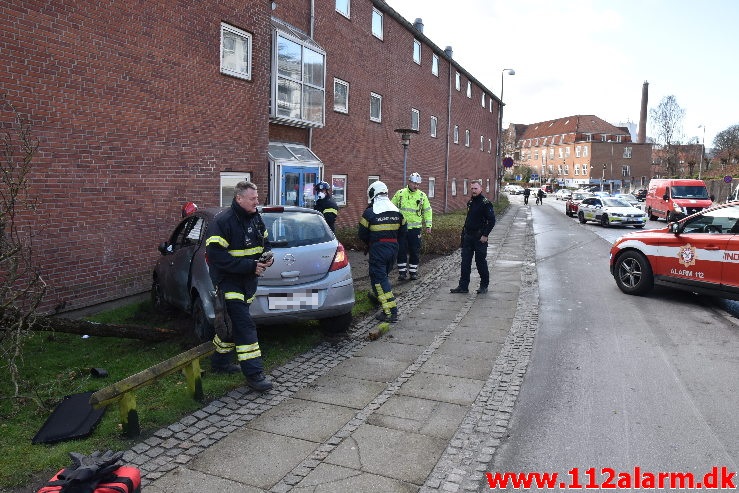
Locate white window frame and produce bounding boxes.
[453,125,459,144]
[333,78,349,113]
[455,72,461,91]
[575,145,581,158]
[220,23,252,81]
[488,138,492,153]
[430,116,438,137]
[574,164,580,175]
[452,178,457,196]
[428,177,436,198]
[622,165,631,177]
[372,8,383,39]
[413,39,421,65]
[565,147,571,157]
[335,0,350,18]
[480,135,484,151]
[623,146,632,158]
[481,93,486,107]
[582,163,589,175]
[220,172,252,206]
[465,129,470,147]
[583,146,589,157]
[432,54,439,76]
[411,108,420,131]
[558,148,564,159]
[466,81,472,98]
[463,178,469,195]
[370,92,382,122]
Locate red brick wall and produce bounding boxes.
[1,0,272,312]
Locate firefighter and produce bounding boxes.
[205,181,274,392]
[391,172,432,281]
[314,181,339,232]
[359,181,407,323]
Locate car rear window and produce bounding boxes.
[262,211,333,247]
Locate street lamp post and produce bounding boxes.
[698,124,706,180]
[496,68,515,201]
[601,164,606,192]
[394,128,418,187]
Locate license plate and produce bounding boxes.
[268,291,320,310]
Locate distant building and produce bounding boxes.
[504,115,652,191]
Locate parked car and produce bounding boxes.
[634,188,647,201]
[614,193,640,207]
[593,191,611,198]
[577,197,648,228]
[554,189,572,201]
[565,191,593,217]
[610,202,739,298]
[152,205,355,341]
[504,184,524,195]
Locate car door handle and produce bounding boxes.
[704,246,720,250]
[281,271,300,278]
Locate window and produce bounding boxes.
[220,23,252,80]
[601,134,608,142]
[558,148,563,159]
[453,125,459,144]
[534,150,539,160]
[575,145,581,158]
[481,93,486,107]
[564,164,569,174]
[274,30,326,126]
[466,81,472,98]
[480,135,484,151]
[465,129,470,147]
[220,172,252,206]
[455,72,460,91]
[565,147,571,157]
[432,54,439,76]
[335,0,350,18]
[489,99,493,113]
[368,175,380,187]
[574,164,580,175]
[451,178,457,196]
[372,8,383,39]
[623,146,632,158]
[486,178,490,193]
[413,39,421,64]
[333,78,349,113]
[463,179,468,195]
[622,165,631,177]
[488,138,492,153]
[549,148,554,159]
[583,146,589,157]
[430,116,438,137]
[582,163,589,175]
[428,177,435,198]
[370,92,382,122]
[411,108,419,131]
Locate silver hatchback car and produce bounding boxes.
[152,205,355,340]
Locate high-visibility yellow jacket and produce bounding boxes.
[391,187,432,230]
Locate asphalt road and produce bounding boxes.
[485,195,739,490]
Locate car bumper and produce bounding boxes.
[606,217,647,225]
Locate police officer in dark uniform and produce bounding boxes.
[314,181,339,232]
[205,181,274,392]
[451,179,496,294]
[358,181,407,323]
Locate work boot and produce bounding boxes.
[397,271,407,281]
[246,372,273,392]
[450,286,469,294]
[367,291,380,306]
[476,286,488,294]
[211,363,241,374]
[409,272,418,280]
[375,310,399,323]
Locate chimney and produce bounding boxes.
[413,18,424,32]
[444,46,453,58]
[638,80,648,144]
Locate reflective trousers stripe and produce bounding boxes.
[374,283,397,315]
[213,334,235,354]
[224,291,255,304]
[236,342,262,361]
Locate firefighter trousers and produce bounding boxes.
[368,242,399,316]
[397,228,421,275]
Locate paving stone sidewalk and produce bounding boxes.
[129,202,538,492]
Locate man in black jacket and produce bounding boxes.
[205,181,274,391]
[451,179,496,294]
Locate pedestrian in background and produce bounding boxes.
[205,181,274,392]
[536,188,545,205]
[451,179,495,295]
[359,181,407,323]
[314,181,339,232]
[391,172,432,281]
[523,186,531,205]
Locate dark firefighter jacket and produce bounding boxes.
[358,205,407,245]
[315,196,339,231]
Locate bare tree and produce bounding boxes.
[0,94,46,399]
[713,124,739,167]
[650,95,685,176]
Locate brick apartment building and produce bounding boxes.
[504,115,652,192]
[1,0,500,313]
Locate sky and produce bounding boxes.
[386,0,738,148]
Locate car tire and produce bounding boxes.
[614,250,654,296]
[192,294,215,342]
[151,278,172,312]
[578,211,587,224]
[319,312,353,334]
[648,208,657,221]
[600,214,609,227]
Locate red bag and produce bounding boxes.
[37,466,141,493]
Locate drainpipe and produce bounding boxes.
[444,46,453,213]
[309,0,315,175]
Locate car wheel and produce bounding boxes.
[151,278,172,312]
[578,211,587,224]
[600,214,609,227]
[648,208,657,221]
[192,295,215,342]
[614,250,654,296]
[318,312,353,334]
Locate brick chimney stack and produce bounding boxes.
[638,80,648,143]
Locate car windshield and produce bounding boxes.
[618,194,637,201]
[262,211,333,247]
[572,193,590,200]
[602,198,631,207]
[672,186,709,199]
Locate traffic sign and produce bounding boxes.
[503,157,514,168]
[531,173,539,180]
[724,175,733,183]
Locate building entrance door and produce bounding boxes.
[281,166,319,208]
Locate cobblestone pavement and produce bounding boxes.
[127,202,538,492]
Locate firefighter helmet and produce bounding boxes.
[314,181,330,192]
[409,172,422,184]
[367,180,389,202]
[181,201,198,217]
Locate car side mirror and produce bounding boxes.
[668,222,680,234]
[662,193,669,201]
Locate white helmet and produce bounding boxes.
[367,180,389,202]
[409,172,422,184]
